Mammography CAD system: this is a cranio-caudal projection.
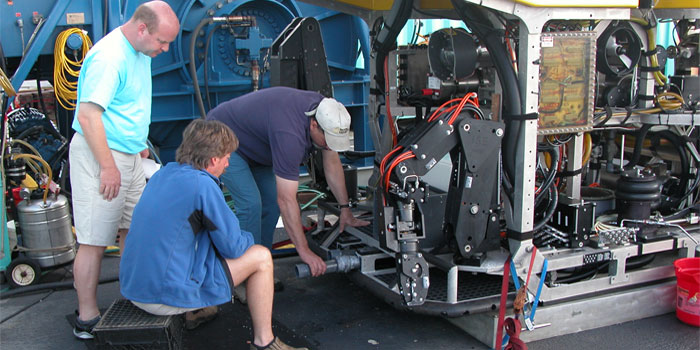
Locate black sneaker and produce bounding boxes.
[73,311,100,340]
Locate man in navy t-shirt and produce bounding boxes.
[208,87,369,277]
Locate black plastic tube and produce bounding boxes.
[451,0,522,184]
[535,146,559,208]
[203,23,222,111]
[676,175,700,206]
[342,150,376,161]
[102,0,109,37]
[0,274,118,300]
[556,254,656,284]
[189,17,214,119]
[662,204,700,221]
[533,185,558,232]
[623,124,653,170]
[654,130,690,205]
[373,0,413,92]
[0,41,7,73]
[36,78,47,115]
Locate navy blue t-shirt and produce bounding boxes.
[207,87,324,180]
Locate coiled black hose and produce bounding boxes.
[373,0,413,92]
[189,17,214,119]
[555,254,656,284]
[623,124,653,170]
[653,130,690,206]
[0,274,118,300]
[203,23,223,111]
[451,0,522,186]
[533,185,558,232]
[535,145,560,208]
[676,174,700,207]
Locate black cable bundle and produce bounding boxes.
[372,0,413,94]
[451,0,523,223]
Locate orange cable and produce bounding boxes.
[427,98,461,122]
[384,151,415,191]
[380,147,403,176]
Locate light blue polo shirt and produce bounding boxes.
[73,28,152,154]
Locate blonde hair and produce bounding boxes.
[176,119,238,170]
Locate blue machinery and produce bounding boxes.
[0,0,370,291]
[1,0,371,162]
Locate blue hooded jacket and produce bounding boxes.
[120,162,254,308]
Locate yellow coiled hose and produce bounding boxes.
[53,28,92,110]
[0,66,16,97]
[5,153,53,204]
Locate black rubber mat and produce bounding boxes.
[67,301,315,350]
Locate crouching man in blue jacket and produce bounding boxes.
[120,119,306,350]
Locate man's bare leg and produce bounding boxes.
[74,244,106,321]
[226,245,275,347]
[117,229,128,254]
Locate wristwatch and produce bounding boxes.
[338,203,351,209]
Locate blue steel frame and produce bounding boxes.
[7,0,104,97]
[3,0,372,166]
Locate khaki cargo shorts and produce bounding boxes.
[69,133,146,246]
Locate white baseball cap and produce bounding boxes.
[312,98,351,152]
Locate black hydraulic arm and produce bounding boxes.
[269,17,333,97]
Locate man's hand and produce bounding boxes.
[338,208,370,232]
[139,148,150,158]
[299,248,327,277]
[76,102,122,201]
[100,166,121,200]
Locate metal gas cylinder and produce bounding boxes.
[615,169,660,223]
[16,194,75,268]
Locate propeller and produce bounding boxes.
[597,23,642,77]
